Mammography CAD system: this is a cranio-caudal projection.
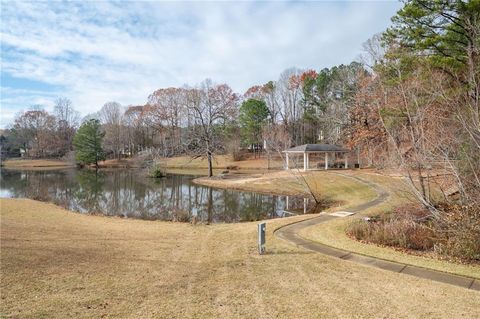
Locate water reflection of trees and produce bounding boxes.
[71,170,106,214]
[0,169,78,205]
[1,169,307,223]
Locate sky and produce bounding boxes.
[0,0,401,128]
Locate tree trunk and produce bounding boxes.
[207,187,213,224]
[207,151,213,177]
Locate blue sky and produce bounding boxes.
[0,0,401,128]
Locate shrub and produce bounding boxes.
[149,166,166,178]
[232,151,244,161]
[434,204,480,261]
[347,219,373,240]
[171,209,190,222]
[348,215,435,251]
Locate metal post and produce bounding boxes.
[345,155,348,169]
[303,152,307,171]
[325,153,328,170]
[258,222,266,254]
[285,153,289,170]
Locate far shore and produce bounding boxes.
[2,158,76,169]
[1,154,283,170]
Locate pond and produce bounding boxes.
[0,169,309,223]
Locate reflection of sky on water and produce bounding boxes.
[0,169,309,223]
[0,189,13,197]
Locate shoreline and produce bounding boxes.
[192,171,306,197]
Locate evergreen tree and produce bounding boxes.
[385,0,479,83]
[73,119,105,168]
[239,99,270,146]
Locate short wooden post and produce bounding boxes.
[258,223,266,254]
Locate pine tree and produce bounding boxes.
[239,99,270,146]
[73,119,105,169]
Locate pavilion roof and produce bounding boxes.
[283,144,350,153]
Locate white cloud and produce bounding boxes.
[0,0,401,128]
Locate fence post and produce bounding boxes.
[258,222,266,254]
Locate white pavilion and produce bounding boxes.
[283,144,351,171]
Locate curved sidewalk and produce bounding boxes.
[274,172,480,291]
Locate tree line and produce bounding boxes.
[1,98,80,158]
[1,63,363,169]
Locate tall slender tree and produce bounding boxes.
[239,98,269,157]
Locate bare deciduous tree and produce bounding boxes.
[99,101,124,160]
[186,80,239,177]
[146,88,186,156]
[11,109,57,158]
[53,97,80,156]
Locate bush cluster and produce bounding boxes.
[347,204,480,262]
[433,204,480,261]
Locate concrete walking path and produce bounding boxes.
[274,172,480,291]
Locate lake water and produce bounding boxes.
[0,169,308,223]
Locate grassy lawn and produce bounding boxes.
[1,198,479,318]
[162,154,284,170]
[2,159,75,169]
[298,171,480,279]
[196,169,480,279]
[194,170,378,210]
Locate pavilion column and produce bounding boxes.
[325,152,328,170]
[345,155,348,169]
[285,153,289,170]
[303,152,308,171]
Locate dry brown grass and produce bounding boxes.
[2,159,74,169]
[97,159,137,168]
[162,154,284,170]
[1,198,480,318]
